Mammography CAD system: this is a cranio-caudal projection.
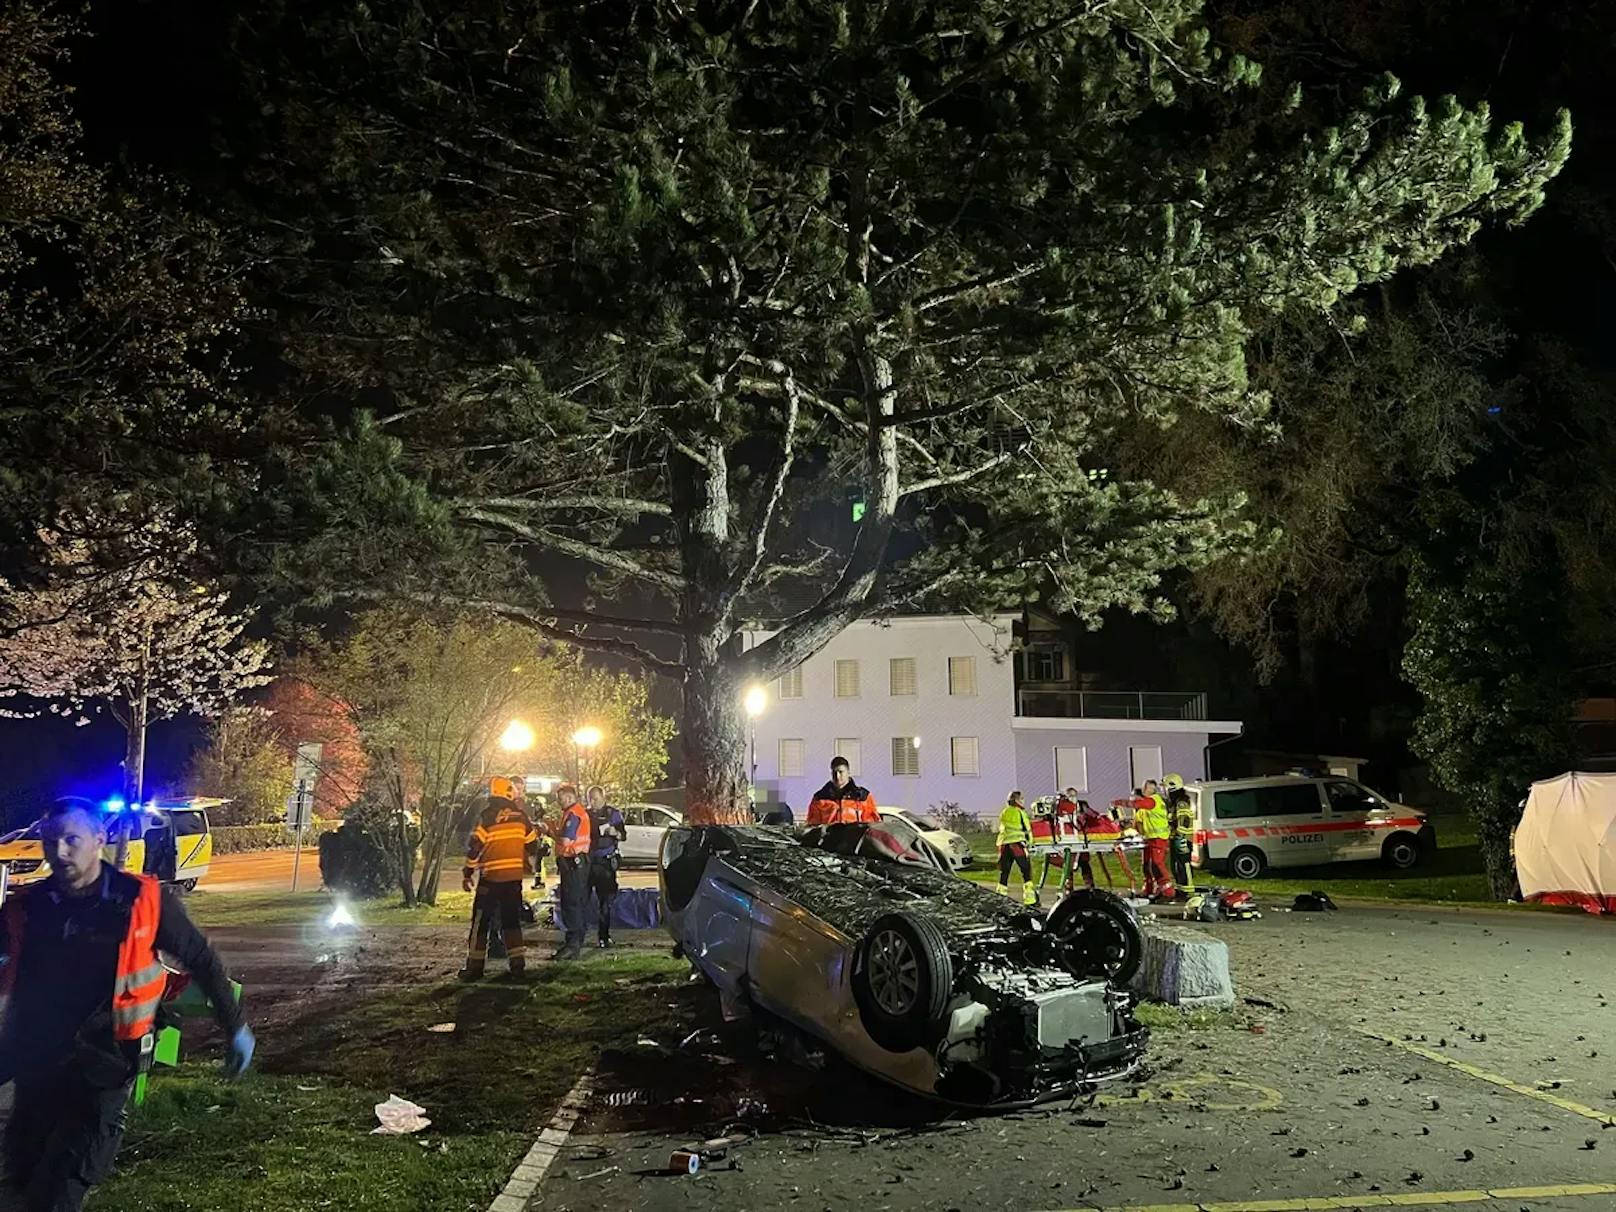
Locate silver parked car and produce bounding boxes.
[619,803,683,866]
[660,816,1148,1108]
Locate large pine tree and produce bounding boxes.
[229,0,1569,820]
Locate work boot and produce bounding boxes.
[550,945,581,962]
[1021,887,1039,908]
[995,883,1010,897]
[458,964,484,982]
[596,938,612,949]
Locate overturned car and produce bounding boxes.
[661,818,1149,1108]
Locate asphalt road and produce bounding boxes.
[538,902,1616,1212]
[203,849,660,893]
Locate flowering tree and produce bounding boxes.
[260,677,369,819]
[0,528,272,810]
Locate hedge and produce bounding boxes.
[211,820,340,855]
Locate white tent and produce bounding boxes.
[1516,772,1616,914]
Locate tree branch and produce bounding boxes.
[729,363,801,606]
[456,506,685,593]
[455,495,672,517]
[899,451,1015,498]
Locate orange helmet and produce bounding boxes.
[488,776,522,802]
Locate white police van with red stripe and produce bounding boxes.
[1188,774,1435,879]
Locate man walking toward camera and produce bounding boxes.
[1,799,254,1212]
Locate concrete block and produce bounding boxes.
[1129,921,1234,1010]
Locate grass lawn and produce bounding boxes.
[960,816,1506,907]
[184,888,475,928]
[97,952,690,1211]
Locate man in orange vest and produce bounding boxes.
[0,799,252,1211]
[460,777,541,981]
[805,756,879,825]
[552,784,593,960]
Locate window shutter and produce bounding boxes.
[834,659,861,698]
[948,656,977,696]
[833,739,862,776]
[891,737,921,777]
[888,657,917,696]
[778,667,803,699]
[778,738,805,778]
[950,737,980,777]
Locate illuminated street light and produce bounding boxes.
[743,685,767,718]
[572,725,603,750]
[500,719,535,752]
[742,686,767,799]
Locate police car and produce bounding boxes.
[1188,774,1434,879]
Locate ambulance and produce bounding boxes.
[1188,774,1434,879]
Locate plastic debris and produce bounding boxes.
[427,1023,456,1034]
[371,1095,432,1135]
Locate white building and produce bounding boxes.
[742,614,1242,821]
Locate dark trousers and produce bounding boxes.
[3,1068,132,1212]
[997,845,1032,885]
[558,854,592,951]
[1170,839,1195,893]
[465,879,526,975]
[588,853,619,942]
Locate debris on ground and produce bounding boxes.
[426,1022,455,1034]
[371,1095,431,1135]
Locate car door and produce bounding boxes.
[618,806,651,864]
[1323,780,1386,861]
[644,808,681,862]
[1258,781,1331,867]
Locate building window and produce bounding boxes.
[889,656,917,696]
[834,739,862,776]
[778,667,803,699]
[1054,746,1088,794]
[1129,745,1163,790]
[891,737,921,777]
[948,656,977,697]
[778,738,805,778]
[834,659,861,698]
[1021,644,1067,683]
[950,737,980,777]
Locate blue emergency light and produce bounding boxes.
[104,797,126,813]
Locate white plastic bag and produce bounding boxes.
[371,1094,432,1134]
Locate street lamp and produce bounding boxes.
[571,725,603,784]
[500,719,535,752]
[743,685,767,800]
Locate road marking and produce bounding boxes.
[1160,1073,1284,1112]
[486,1068,594,1212]
[1353,1028,1616,1126]
[1047,1181,1616,1212]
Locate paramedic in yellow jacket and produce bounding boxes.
[996,790,1039,906]
[1135,779,1175,901]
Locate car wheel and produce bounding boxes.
[852,912,953,1053]
[1045,889,1145,984]
[1228,846,1266,880]
[1383,833,1422,870]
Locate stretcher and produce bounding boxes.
[1027,815,1146,894]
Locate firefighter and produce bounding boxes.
[1164,773,1197,899]
[1135,779,1175,901]
[1,799,253,1212]
[585,785,625,949]
[460,777,539,981]
[995,790,1039,906]
[805,756,879,825]
[552,784,592,960]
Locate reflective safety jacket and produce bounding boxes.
[463,799,540,884]
[996,803,1033,848]
[1135,795,1171,841]
[556,801,592,858]
[806,780,879,825]
[1171,795,1196,838]
[0,866,242,1083]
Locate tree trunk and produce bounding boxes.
[683,659,749,825]
[114,652,150,870]
[1474,803,1522,902]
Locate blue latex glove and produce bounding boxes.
[225,1026,255,1078]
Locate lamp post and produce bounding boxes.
[743,685,767,803]
[571,725,603,785]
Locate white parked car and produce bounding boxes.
[618,803,683,866]
[876,807,974,871]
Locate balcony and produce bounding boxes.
[1017,689,1208,721]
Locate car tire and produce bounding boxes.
[1228,846,1266,880]
[1382,833,1422,871]
[852,911,953,1053]
[1045,889,1145,984]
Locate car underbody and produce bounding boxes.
[662,823,1149,1109]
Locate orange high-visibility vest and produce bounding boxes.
[556,802,592,858]
[1,871,166,1045]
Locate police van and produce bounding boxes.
[1188,774,1434,879]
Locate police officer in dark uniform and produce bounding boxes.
[584,785,626,948]
[0,799,253,1211]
